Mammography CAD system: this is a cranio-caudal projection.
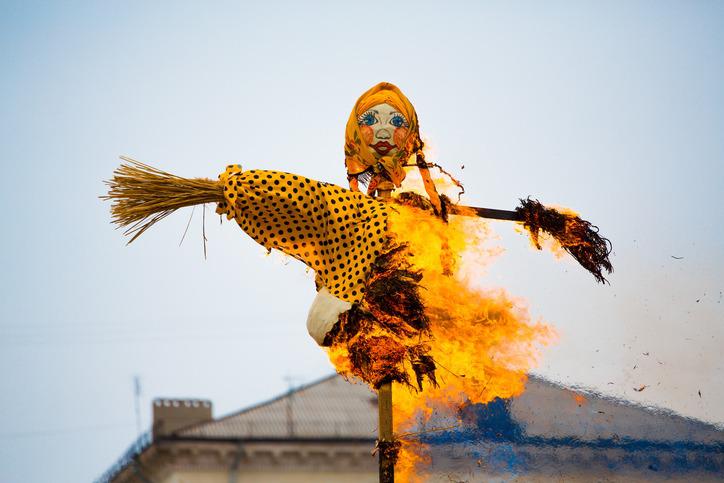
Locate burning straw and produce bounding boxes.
[515,198,613,283]
[324,241,437,390]
[102,157,224,243]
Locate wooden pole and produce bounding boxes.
[376,187,395,483]
[415,152,443,217]
[378,382,394,483]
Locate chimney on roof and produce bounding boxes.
[152,398,212,440]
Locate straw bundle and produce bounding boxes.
[515,198,613,283]
[102,157,224,243]
[324,240,436,390]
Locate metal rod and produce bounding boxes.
[450,205,522,222]
[378,382,394,483]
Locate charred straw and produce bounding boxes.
[374,439,402,465]
[515,198,613,283]
[325,239,438,390]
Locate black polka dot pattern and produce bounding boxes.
[215,165,389,303]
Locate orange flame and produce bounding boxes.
[401,164,464,202]
[326,202,555,480]
[573,393,588,406]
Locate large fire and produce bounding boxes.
[326,197,555,480]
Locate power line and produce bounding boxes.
[0,328,297,346]
[0,422,135,439]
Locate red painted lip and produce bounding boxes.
[371,141,395,154]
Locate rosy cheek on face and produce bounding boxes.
[393,127,409,148]
[360,125,374,144]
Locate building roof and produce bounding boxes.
[100,373,723,482]
[175,374,378,440]
[172,372,723,446]
[506,376,723,444]
[423,377,723,479]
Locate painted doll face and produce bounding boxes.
[357,103,410,158]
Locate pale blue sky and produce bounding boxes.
[1,2,723,482]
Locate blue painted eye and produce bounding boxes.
[359,112,376,126]
[390,114,407,128]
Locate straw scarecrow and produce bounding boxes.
[104,82,612,482]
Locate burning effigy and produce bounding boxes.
[104,82,612,481]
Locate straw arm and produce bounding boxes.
[449,200,613,284]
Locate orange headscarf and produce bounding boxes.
[344,82,421,190]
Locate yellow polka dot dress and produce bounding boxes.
[215,165,389,304]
